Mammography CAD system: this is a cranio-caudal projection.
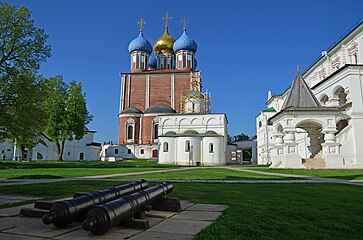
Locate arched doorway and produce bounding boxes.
[296,122,323,158]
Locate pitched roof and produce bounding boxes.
[281,73,321,110]
[262,107,276,112]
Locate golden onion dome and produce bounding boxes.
[154,26,175,54]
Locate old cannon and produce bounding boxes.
[42,179,149,228]
[82,181,173,235]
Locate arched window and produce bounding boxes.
[209,143,214,153]
[185,141,190,152]
[127,125,133,140]
[258,121,262,128]
[163,142,169,152]
[37,152,43,160]
[79,152,84,160]
[320,95,329,106]
[153,124,159,139]
[140,149,144,154]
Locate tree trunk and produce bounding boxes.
[56,141,63,161]
[20,147,25,161]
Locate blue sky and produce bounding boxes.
[5,0,363,142]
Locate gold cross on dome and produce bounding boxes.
[294,65,301,76]
[137,17,146,31]
[162,11,172,27]
[180,16,188,30]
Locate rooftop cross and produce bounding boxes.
[162,11,172,27]
[137,17,146,32]
[180,16,189,30]
[294,65,301,76]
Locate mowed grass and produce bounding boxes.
[241,166,363,180]
[113,168,295,180]
[0,159,179,179]
[0,180,362,239]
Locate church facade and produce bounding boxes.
[256,20,363,169]
[0,130,101,161]
[116,15,228,165]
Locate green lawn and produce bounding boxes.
[113,168,295,180]
[0,180,362,239]
[241,166,363,180]
[0,159,179,179]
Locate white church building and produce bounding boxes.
[257,19,363,169]
[0,130,101,161]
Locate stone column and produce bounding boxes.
[277,130,304,169]
[322,129,344,168]
[327,97,339,107]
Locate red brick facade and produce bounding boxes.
[119,69,198,144]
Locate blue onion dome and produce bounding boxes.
[148,55,157,69]
[173,29,198,53]
[128,31,152,54]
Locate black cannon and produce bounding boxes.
[82,181,173,235]
[42,180,149,228]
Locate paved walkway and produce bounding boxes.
[223,166,363,187]
[0,199,228,240]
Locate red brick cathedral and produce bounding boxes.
[118,14,208,158]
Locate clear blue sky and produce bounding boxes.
[5,0,363,142]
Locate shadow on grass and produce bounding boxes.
[326,174,363,180]
[224,175,296,180]
[9,175,63,179]
[0,159,176,170]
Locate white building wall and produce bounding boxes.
[158,114,227,166]
[0,132,100,161]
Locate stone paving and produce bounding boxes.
[0,195,40,205]
[0,199,228,240]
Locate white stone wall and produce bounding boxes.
[1,132,100,161]
[158,114,227,166]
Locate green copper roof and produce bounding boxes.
[187,90,204,98]
[262,107,276,112]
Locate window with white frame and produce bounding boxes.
[185,140,190,152]
[127,125,133,140]
[163,142,169,152]
[209,143,214,153]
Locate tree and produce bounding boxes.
[232,133,251,142]
[0,2,50,74]
[44,76,93,161]
[5,73,47,160]
[0,2,51,142]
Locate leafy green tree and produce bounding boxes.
[5,73,46,160]
[232,133,251,142]
[0,2,50,74]
[44,76,93,161]
[0,2,50,142]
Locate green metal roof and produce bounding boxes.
[262,107,276,112]
[186,90,204,98]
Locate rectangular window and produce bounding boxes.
[115,149,119,154]
[127,149,131,154]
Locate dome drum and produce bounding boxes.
[176,50,195,70]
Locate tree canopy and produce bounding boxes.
[44,76,93,161]
[0,2,50,74]
[0,2,50,145]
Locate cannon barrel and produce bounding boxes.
[42,179,148,228]
[82,181,173,235]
